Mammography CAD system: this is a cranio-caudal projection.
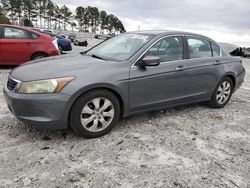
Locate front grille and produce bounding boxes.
[7,76,19,91]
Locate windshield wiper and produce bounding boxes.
[91,54,107,61]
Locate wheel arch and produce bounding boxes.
[222,72,236,90]
[65,84,128,127]
[210,72,237,99]
[30,52,48,60]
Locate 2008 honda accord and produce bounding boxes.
[3,31,245,138]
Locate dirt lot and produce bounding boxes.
[0,55,249,187]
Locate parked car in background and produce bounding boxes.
[68,33,77,42]
[3,31,245,138]
[0,24,59,65]
[94,34,113,40]
[32,28,55,34]
[53,34,72,54]
[34,30,72,54]
[73,36,88,46]
[243,48,250,57]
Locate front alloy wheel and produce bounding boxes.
[70,89,120,138]
[80,97,115,132]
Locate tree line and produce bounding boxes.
[0,0,126,34]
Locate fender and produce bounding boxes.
[63,83,129,125]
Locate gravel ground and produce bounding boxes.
[0,54,249,187]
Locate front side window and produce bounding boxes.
[4,27,30,39]
[187,37,212,58]
[211,42,220,57]
[145,36,184,62]
[86,33,154,61]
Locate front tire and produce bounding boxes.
[209,77,233,108]
[70,89,120,138]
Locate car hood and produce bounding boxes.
[10,54,114,82]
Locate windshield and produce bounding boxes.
[86,33,154,61]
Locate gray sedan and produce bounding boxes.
[3,31,245,138]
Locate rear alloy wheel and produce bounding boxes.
[209,77,233,108]
[70,90,120,138]
[31,53,47,60]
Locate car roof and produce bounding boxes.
[128,30,216,42]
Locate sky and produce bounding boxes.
[52,0,250,46]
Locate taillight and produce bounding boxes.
[52,39,59,50]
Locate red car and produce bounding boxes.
[0,24,60,65]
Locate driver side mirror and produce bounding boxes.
[140,56,160,67]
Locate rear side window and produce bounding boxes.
[4,27,30,39]
[211,42,220,57]
[0,27,3,38]
[187,37,212,58]
[31,33,39,39]
[145,36,184,62]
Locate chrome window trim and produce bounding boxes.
[210,41,222,58]
[131,34,185,67]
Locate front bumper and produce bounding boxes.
[3,88,71,129]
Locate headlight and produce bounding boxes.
[18,77,75,94]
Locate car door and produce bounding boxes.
[186,36,221,100]
[1,27,33,65]
[129,36,189,113]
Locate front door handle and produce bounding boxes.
[214,60,221,65]
[176,65,185,71]
[26,42,31,46]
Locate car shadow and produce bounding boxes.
[5,101,208,143]
[115,102,208,131]
[0,65,17,70]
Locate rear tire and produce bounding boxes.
[70,89,120,138]
[209,77,233,108]
[31,53,48,60]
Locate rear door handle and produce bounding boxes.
[176,65,185,71]
[26,42,31,46]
